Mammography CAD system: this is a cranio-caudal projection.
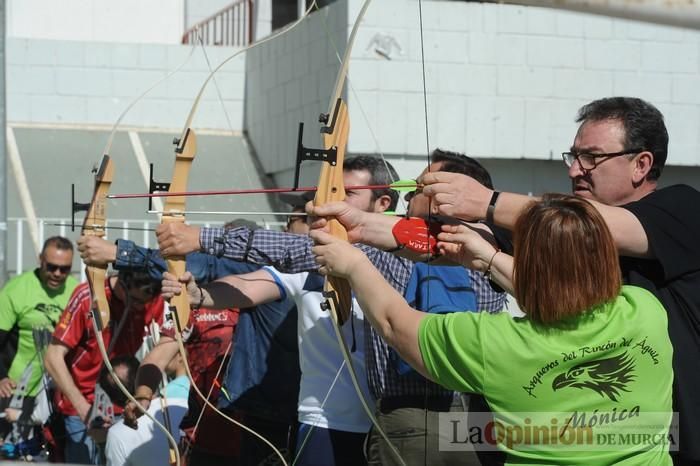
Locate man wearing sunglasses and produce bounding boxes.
[44,269,164,464]
[76,219,301,466]
[0,236,78,437]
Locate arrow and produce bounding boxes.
[108,180,420,199]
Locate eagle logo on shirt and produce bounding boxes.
[552,352,636,402]
[35,303,62,325]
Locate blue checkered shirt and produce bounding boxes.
[200,227,507,399]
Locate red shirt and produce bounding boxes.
[53,282,164,416]
[161,306,239,453]
[160,307,238,391]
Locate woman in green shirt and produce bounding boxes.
[311,194,673,465]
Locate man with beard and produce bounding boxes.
[412,97,698,466]
[0,236,77,435]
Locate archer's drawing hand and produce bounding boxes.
[311,230,369,279]
[437,223,497,272]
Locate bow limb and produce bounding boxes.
[184,339,233,457]
[79,156,181,465]
[315,99,353,326]
[162,129,197,332]
[91,330,181,466]
[310,2,406,465]
[315,105,407,465]
[315,112,410,466]
[160,131,201,466]
[81,155,114,329]
[153,9,324,465]
[161,129,289,465]
[314,0,374,326]
[100,46,196,159]
[172,336,292,465]
[177,1,319,137]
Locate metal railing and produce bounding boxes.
[182,0,255,46]
[8,217,284,278]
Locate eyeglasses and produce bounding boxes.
[562,148,645,170]
[45,262,72,274]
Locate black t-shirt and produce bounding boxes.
[622,184,700,462]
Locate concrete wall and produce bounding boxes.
[242,0,700,193]
[244,0,348,187]
[7,38,246,130]
[7,0,185,44]
[6,0,700,195]
[348,0,700,166]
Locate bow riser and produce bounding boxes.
[163,129,197,332]
[166,257,190,332]
[315,99,353,325]
[82,155,114,329]
[165,129,197,212]
[86,271,109,329]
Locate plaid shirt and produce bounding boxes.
[201,227,506,399]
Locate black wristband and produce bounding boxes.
[486,191,501,224]
[134,363,162,393]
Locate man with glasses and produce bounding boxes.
[44,269,164,464]
[157,152,508,466]
[413,97,699,465]
[158,156,403,466]
[0,236,78,437]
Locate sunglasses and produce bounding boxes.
[45,262,72,274]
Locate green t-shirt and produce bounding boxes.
[419,285,673,465]
[0,269,78,396]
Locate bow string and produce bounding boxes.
[79,156,182,465]
[154,7,330,465]
[303,1,407,465]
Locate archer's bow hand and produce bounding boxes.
[307,200,399,249]
[156,223,201,257]
[161,271,200,306]
[77,236,117,266]
[420,172,493,221]
[310,230,368,280]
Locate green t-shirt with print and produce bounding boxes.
[0,269,78,396]
[419,285,673,465]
